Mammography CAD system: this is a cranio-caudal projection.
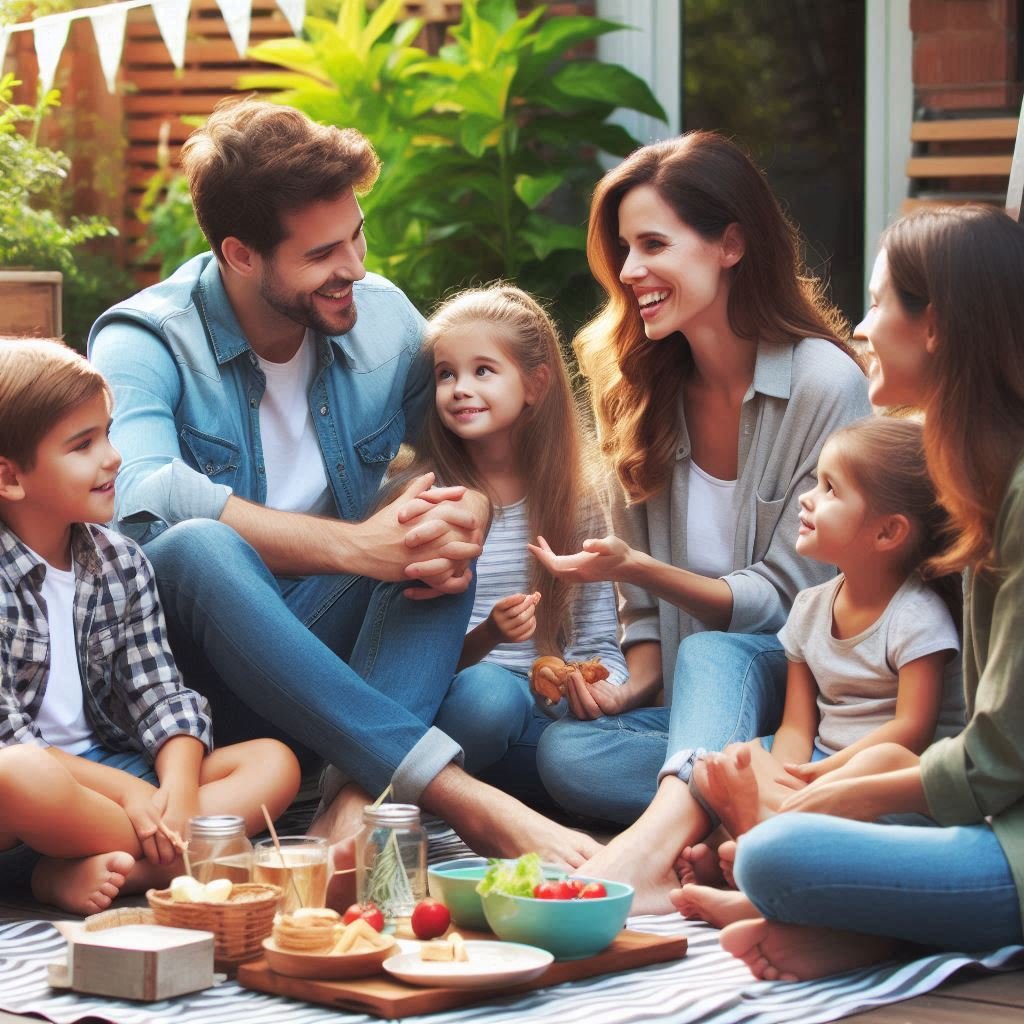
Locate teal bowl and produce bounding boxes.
[427,857,491,931]
[480,877,634,960]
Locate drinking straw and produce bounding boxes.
[261,803,304,909]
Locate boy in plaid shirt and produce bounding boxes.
[0,339,300,913]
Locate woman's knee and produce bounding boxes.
[145,518,250,580]
[440,665,530,724]
[733,814,815,906]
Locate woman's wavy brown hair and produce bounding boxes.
[576,131,856,503]
[881,206,1024,574]
[400,284,601,658]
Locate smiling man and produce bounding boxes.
[88,98,597,871]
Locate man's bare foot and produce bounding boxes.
[692,746,766,839]
[721,918,901,981]
[32,851,135,915]
[718,839,738,888]
[670,884,759,928]
[309,781,372,844]
[580,833,679,915]
[678,843,725,886]
[325,835,357,912]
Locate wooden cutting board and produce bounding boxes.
[237,929,687,1018]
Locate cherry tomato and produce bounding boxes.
[343,902,385,931]
[564,878,586,896]
[578,881,608,899]
[532,880,576,900]
[411,897,451,940]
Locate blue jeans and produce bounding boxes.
[434,664,555,809]
[145,519,474,803]
[536,631,787,825]
[735,813,1024,950]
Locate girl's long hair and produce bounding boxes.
[829,417,962,624]
[405,284,599,658]
[576,130,857,504]
[881,206,1024,574]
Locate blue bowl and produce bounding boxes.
[427,857,491,931]
[480,876,633,960]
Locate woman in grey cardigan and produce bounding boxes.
[532,132,870,913]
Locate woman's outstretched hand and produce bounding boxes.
[528,535,634,583]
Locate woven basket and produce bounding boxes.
[83,906,156,931]
[146,882,282,968]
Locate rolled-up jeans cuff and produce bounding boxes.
[658,747,722,831]
[392,727,465,805]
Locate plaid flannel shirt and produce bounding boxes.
[0,521,212,761]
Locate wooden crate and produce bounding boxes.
[0,271,63,338]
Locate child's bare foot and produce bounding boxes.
[720,917,900,981]
[670,884,759,928]
[309,780,372,844]
[718,839,738,888]
[580,834,679,915]
[678,843,724,886]
[692,746,765,839]
[32,851,135,915]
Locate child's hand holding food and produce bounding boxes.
[487,592,541,643]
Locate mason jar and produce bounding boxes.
[355,804,427,931]
[187,815,253,884]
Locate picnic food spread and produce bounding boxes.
[420,932,469,962]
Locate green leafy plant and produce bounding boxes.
[143,0,666,335]
[0,73,130,348]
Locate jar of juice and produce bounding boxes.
[187,815,253,884]
[355,804,426,932]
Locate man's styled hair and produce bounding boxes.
[180,97,381,260]
[0,339,110,470]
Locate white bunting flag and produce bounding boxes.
[216,0,253,58]
[152,0,192,70]
[276,0,306,37]
[88,5,128,93]
[33,14,71,93]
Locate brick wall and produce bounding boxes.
[911,0,1021,110]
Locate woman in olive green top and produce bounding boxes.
[718,206,1024,980]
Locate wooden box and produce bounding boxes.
[49,923,216,1001]
[0,270,63,338]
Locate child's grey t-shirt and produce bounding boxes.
[779,574,964,755]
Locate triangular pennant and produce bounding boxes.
[276,0,306,37]
[33,14,71,94]
[88,5,128,93]
[216,0,253,58]
[152,0,192,70]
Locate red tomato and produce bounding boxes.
[564,878,586,895]
[343,902,385,931]
[578,882,608,899]
[411,898,451,940]
[532,880,576,900]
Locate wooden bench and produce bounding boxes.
[902,112,1018,213]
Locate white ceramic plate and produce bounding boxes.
[382,940,554,989]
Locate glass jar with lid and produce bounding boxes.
[187,815,253,884]
[355,804,426,931]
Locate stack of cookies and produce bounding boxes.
[272,908,342,953]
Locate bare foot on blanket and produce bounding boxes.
[325,835,357,912]
[670,884,760,928]
[692,746,766,839]
[32,851,135,914]
[720,918,901,981]
[718,840,738,889]
[580,833,679,915]
[678,843,724,886]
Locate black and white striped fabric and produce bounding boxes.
[1,917,1021,1024]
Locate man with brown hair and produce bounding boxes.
[89,98,598,870]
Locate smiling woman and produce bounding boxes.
[531,131,871,914]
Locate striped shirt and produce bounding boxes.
[468,499,627,683]
[0,521,213,760]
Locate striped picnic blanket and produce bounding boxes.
[1,915,1021,1024]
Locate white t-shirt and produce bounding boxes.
[256,330,333,515]
[33,559,96,754]
[779,573,964,754]
[686,461,738,584]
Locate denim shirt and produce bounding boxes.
[88,254,430,543]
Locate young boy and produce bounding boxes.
[0,339,300,914]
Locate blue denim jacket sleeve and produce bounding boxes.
[91,319,232,543]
